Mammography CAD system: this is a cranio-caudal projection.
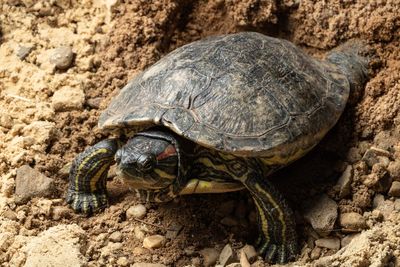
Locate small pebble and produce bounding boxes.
[310,246,321,260]
[239,250,251,267]
[388,181,400,197]
[226,263,241,267]
[219,244,235,266]
[341,233,360,247]
[240,244,257,263]
[315,238,340,250]
[336,165,353,198]
[339,212,367,232]
[143,235,165,249]
[49,46,74,70]
[3,210,18,221]
[303,194,338,236]
[109,231,122,242]
[117,257,129,267]
[52,206,71,220]
[86,97,102,109]
[52,87,85,111]
[200,248,219,267]
[16,45,33,60]
[134,226,145,241]
[15,165,54,204]
[126,204,147,219]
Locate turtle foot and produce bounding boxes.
[66,189,108,215]
[256,237,298,264]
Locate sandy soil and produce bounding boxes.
[0,0,399,266]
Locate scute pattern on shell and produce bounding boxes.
[99,32,349,158]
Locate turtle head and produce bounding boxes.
[115,131,180,190]
[326,40,371,103]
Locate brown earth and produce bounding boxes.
[0,0,400,266]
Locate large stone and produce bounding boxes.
[362,147,391,167]
[303,194,338,236]
[15,165,55,204]
[23,224,87,267]
[339,212,367,232]
[52,87,85,111]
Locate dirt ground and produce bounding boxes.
[1,0,400,266]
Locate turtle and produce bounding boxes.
[66,32,368,263]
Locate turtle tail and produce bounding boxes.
[326,40,371,103]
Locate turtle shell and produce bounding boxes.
[99,32,349,158]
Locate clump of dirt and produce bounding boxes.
[1,0,400,266]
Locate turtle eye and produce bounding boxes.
[137,154,155,172]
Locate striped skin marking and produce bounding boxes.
[180,179,244,194]
[154,168,176,180]
[67,139,118,213]
[188,146,297,263]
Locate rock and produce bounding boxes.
[52,206,72,220]
[363,163,392,192]
[219,244,236,266]
[341,233,360,247]
[346,147,361,163]
[131,263,166,267]
[339,212,367,232]
[362,147,391,167]
[49,46,74,70]
[315,238,340,250]
[52,87,85,111]
[23,224,87,267]
[126,204,147,219]
[388,161,400,181]
[0,232,14,251]
[220,216,239,226]
[336,165,353,198]
[0,112,13,129]
[239,250,251,267]
[3,210,18,221]
[86,97,102,109]
[395,199,400,211]
[22,121,57,146]
[240,244,257,263]
[58,162,72,178]
[143,235,165,249]
[109,231,122,242]
[226,263,241,267]
[117,256,129,266]
[216,200,235,216]
[388,181,400,197]
[310,246,321,260]
[200,248,219,267]
[372,194,395,220]
[165,222,182,239]
[15,165,55,204]
[134,226,145,241]
[16,45,33,60]
[303,194,338,236]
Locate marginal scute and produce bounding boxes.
[99,32,350,158]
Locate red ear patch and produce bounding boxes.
[156,145,177,160]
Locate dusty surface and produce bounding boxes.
[0,0,400,266]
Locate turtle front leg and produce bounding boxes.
[66,139,118,214]
[244,172,298,263]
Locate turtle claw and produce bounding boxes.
[66,189,108,215]
[257,239,297,264]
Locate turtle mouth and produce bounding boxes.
[116,167,168,190]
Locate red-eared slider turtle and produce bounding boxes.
[66,32,368,263]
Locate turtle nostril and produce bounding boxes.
[137,154,155,172]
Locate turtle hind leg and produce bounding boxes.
[66,139,118,214]
[244,172,298,263]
